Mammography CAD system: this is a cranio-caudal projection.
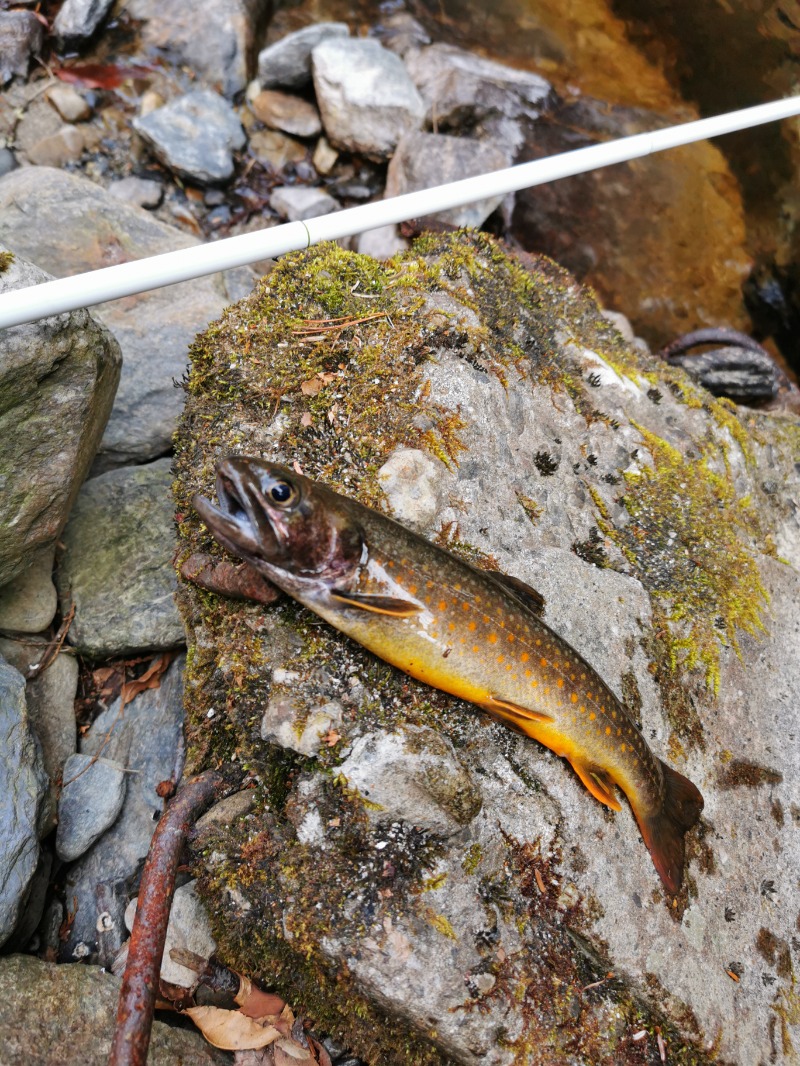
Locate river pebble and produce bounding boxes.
[56,754,127,863]
[258,21,349,89]
[270,184,339,221]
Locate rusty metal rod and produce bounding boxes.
[108,770,225,1066]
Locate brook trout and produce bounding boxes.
[193,457,704,893]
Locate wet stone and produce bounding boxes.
[108,175,164,209]
[311,37,425,159]
[312,135,338,175]
[270,184,339,222]
[126,879,216,987]
[258,21,349,90]
[56,754,127,863]
[53,0,114,40]
[0,546,57,634]
[133,90,246,185]
[0,10,43,86]
[250,90,322,138]
[0,955,228,1065]
[386,131,512,228]
[0,658,46,948]
[248,128,307,170]
[46,84,91,123]
[63,654,185,963]
[56,458,183,659]
[24,125,85,168]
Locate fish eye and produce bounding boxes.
[269,480,294,505]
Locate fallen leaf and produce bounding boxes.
[119,653,171,707]
[300,378,323,397]
[322,729,340,746]
[184,1006,282,1050]
[55,62,154,89]
[300,412,313,428]
[236,975,287,1020]
[275,1043,311,1064]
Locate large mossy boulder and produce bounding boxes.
[174,234,800,1065]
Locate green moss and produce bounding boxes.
[462,843,483,875]
[0,250,13,274]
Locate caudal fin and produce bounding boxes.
[637,761,704,894]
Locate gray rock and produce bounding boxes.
[385,131,512,228]
[0,148,16,177]
[24,124,85,167]
[337,727,482,835]
[376,447,451,532]
[248,128,307,170]
[250,89,322,138]
[133,89,245,185]
[56,458,183,659]
[312,135,338,175]
[54,0,114,39]
[258,21,349,89]
[46,84,91,122]
[123,0,269,98]
[404,42,552,128]
[108,175,164,209]
[371,11,431,57]
[0,243,121,588]
[174,237,800,1062]
[126,879,216,986]
[261,696,344,757]
[0,167,251,469]
[56,755,127,862]
[4,848,52,952]
[0,954,228,1065]
[356,224,408,261]
[312,37,425,159]
[0,10,43,85]
[0,546,57,634]
[63,654,185,962]
[269,185,339,222]
[0,659,46,948]
[194,789,255,834]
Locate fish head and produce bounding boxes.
[192,457,364,592]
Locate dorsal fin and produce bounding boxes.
[489,572,546,617]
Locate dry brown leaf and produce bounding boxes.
[275,1043,312,1064]
[236,975,287,1019]
[300,378,323,397]
[119,653,171,706]
[300,412,313,428]
[184,1006,282,1050]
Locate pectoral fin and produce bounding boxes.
[486,696,554,725]
[569,759,622,811]
[490,572,546,617]
[330,590,423,617]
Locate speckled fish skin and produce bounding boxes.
[193,457,704,894]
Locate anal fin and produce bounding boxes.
[486,696,554,725]
[569,759,622,811]
[330,590,422,618]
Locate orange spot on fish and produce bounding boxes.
[556,679,564,688]
[497,655,505,664]
[580,705,586,713]
[620,743,626,753]
[448,621,456,632]
[605,726,611,735]
[571,694,578,703]
[472,645,479,653]
[408,585,417,595]
[507,634,515,642]
[521,652,529,663]
[540,657,547,667]
[488,633,498,644]
[462,601,470,611]
[424,596,431,604]
[468,621,476,631]
[589,711,596,720]
[483,615,490,624]
[438,601,447,612]
[524,669,532,678]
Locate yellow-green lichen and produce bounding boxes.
[0,250,13,273]
[597,423,769,692]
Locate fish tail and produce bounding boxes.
[637,760,704,894]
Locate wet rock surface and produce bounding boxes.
[0,547,58,634]
[0,659,47,949]
[64,654,185,962]
[134,90,246,185]
[174,236,800,1065]
[0,168,250,469]
[56,458,182,659]
[312,37,425,159]
[257,21,349,89]
[0,246,121,588]
[54,0,114,41]
[56,754,127,863]
[0,10,43,86]
[0,954,228,1065]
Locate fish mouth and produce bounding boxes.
[192,458,283,566]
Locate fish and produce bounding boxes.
[193,456,704,894]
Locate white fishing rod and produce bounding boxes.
[2,95,800,330]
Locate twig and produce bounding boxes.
[108,770,226,1066]
[26,604,75,681]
